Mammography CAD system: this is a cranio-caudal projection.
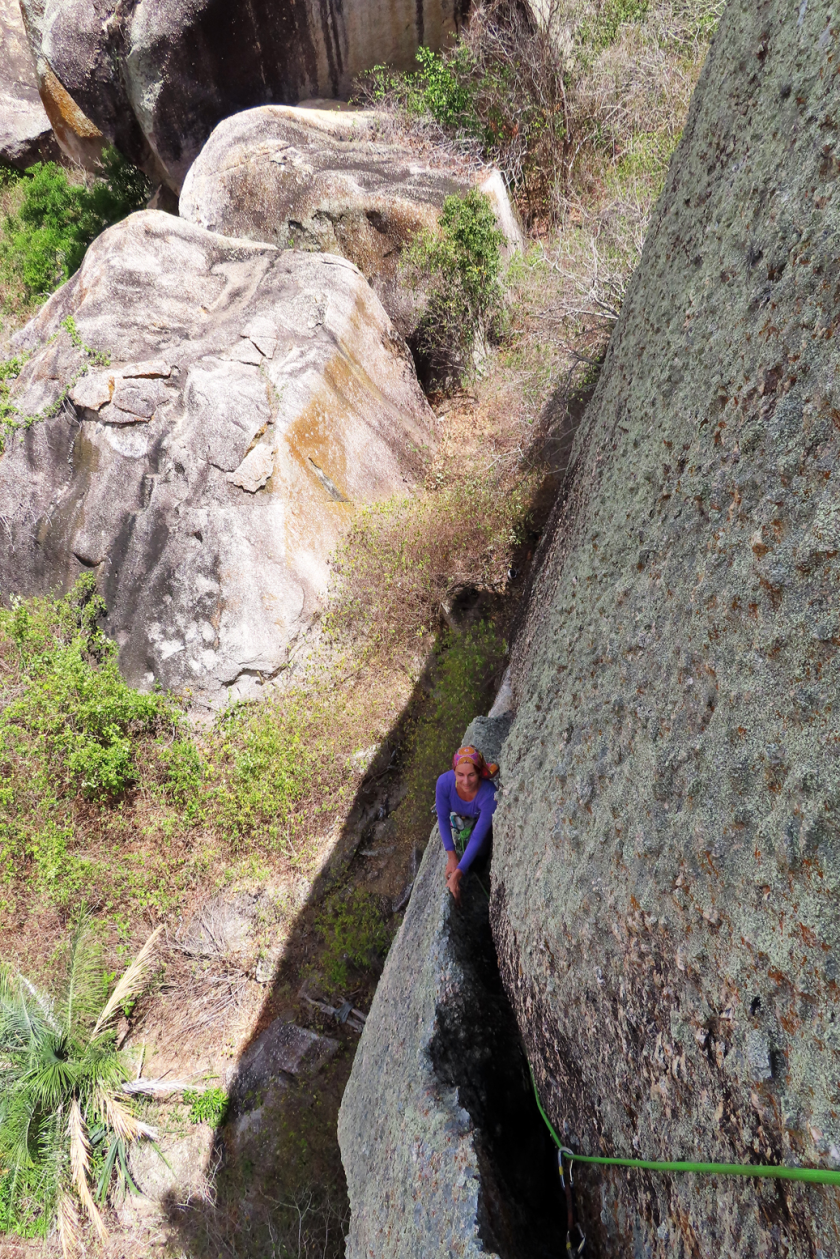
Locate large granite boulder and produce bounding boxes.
[490,1,840,1256]
[19,0,471,189]
[0,0,59,168]
[338,713,561,1259]
[0,210,433,705]
[179,103,522,339]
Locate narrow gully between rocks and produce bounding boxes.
[429,857,564,1259]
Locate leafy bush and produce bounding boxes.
[1,575,171,800]
[404,188,505,378]
[183,1087,228,1126]
[0,147,150,302]
[0,919,161,1248]
[208,697,316,850]
[316,890,393,989]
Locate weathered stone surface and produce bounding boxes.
[179,103,522,337]
[0,210,433,705]
[119,1124,216,1222]
[492,2,840,1256]
[338,714,560,1259]
[0,0,58,168]
[20,0,471,188]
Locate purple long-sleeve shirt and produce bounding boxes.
[435,771,497,873]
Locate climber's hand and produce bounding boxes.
[446,851,459,881]
[446,866,463,906]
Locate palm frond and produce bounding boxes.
[21,1035,78,1109]
[57,1189,81,1259]
[62,915,105,1037]
[0,970,51,1051]
[97,1088,157,1144]
[90,925,162,1041]
[68,1099,107,1242]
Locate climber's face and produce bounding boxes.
[455,760,479,794]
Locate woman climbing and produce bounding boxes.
[435,745,498,905]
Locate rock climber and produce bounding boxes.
[435,745,498,905]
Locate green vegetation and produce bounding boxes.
[2,574,172,803]
[316,889,394,989]
[577,0,650,54]
[0,149,149,305]
[0,918,160,1248]
[0,148,150,343]
[183,1087,229,1127]
[404,188,505,376]
[401,623,506,840]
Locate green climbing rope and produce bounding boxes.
[529,1066,840,1187]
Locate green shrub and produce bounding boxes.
[316,889,393,989]
[0,147,150,302]
[183,1087,228,1126]
[404,188,505,379]
[1,575,170,800]
[362,46,482,134]
[159,738,206,821]
[209,697,316,849]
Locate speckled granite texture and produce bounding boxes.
[492,2,840,1256]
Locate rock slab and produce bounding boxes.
[180,103,522,339]
[0,210,433,705]
[0,0,58,168]
[493,2,840,1256]
[338,714,560,1259]
[20,0,471,188]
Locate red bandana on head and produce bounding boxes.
[452,745,493,778]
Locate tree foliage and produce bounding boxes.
[0,148,150,301]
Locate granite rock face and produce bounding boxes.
[492,2,840,1256]
[20,0,471,188]
[179,103,522,339]
[0,0,59,168]
[338,714,561,1259]
[0,211,432,706]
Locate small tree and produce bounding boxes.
[0,920,161,1254]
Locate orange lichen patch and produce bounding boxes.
[284,379,352,503]
[38,61,105,168]
[39,64,102,138]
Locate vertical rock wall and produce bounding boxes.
[339,716,561,1259]
[492,2,840,1256]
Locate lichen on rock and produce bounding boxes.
[0,210,433,706]
[491,1,840,1254]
